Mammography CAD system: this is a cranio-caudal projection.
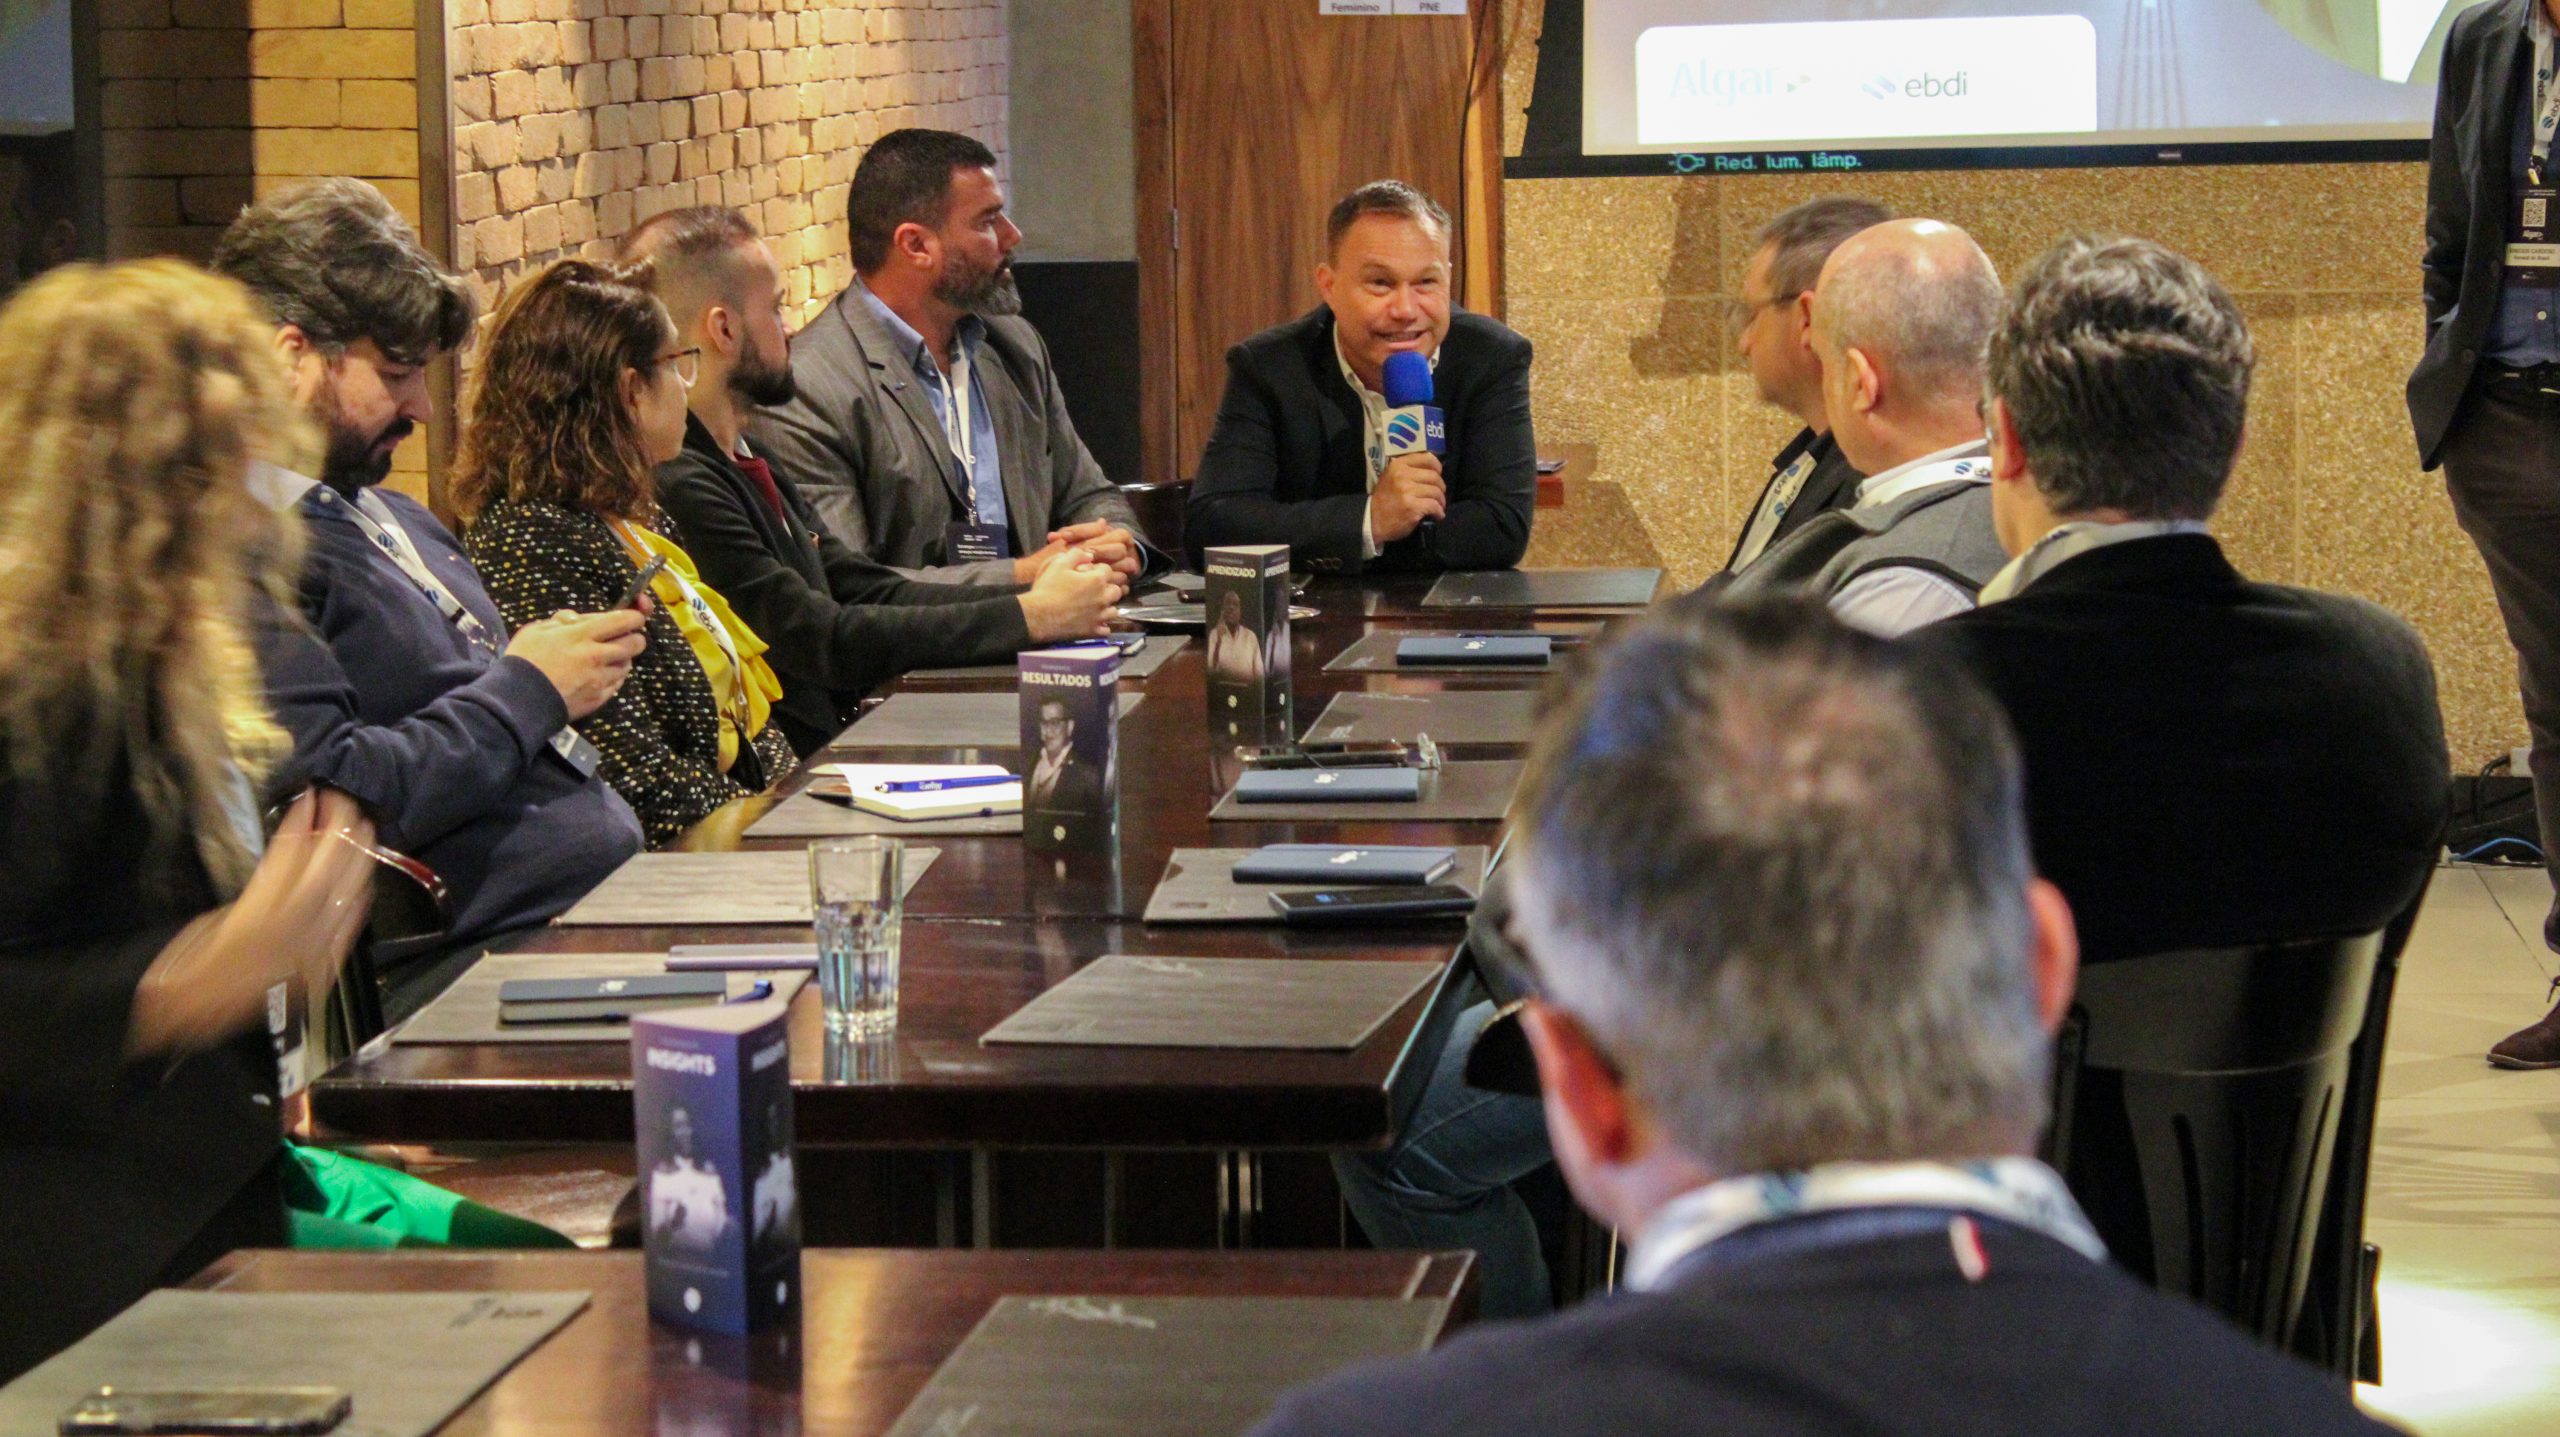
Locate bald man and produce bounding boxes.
[1725,219,2009,636]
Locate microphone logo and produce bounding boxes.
[1384,412,1425,450]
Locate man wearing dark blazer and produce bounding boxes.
[1186,181,1535,574]
[2410,0,2560,1064]
[743,129,1150,588]
[622,206,1124,758]
[1716,196,1888,576]
[1917,236,2446,970]
[1254,597,2394,1437]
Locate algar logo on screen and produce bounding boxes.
[1665,63,1974,105]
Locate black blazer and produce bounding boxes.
[1909,535,2447,966]
[1721,427,1865,571]
[0,746,285,1381]
[654,418,1033,758]
[1251,1219,2397,1437]
[1186,307,1535,573]
[2411,0,2533,469]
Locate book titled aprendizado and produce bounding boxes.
[632,1000,800,1335]
[1020,645,1123,858]
[1203,544,1292,749]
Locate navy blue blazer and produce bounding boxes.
[1252,1219,2397,1437]
[257,486,643,945]
[1186,306,1536,574]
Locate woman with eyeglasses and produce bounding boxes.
[455,260,796,846]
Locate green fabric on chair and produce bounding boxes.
[281,1142,576,1250]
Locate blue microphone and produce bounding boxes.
[1380,350,1444,460]
[1380,350,1443,553]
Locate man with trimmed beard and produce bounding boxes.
[623,206,1124,758]
[215,179,650,1011]
[746,129,1152,587]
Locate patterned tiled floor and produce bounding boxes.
[2355,864,2560,1435]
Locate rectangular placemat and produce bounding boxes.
[832,691,1145,749]
[396,952,810,1045]
[554,847,938,926]
[882,1295,1447,1437]
[0,1290,591,1437]
[1324,627,1596,674]
[1421,568,1660,609]
[1208,760,1523,822]
[907,635,1188,683]
[1299,690,1540,746]
[744,788,1023,839]
[1141,846,1488,924]
[982,955,1442,1050]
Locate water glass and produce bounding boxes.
[810,837,902,1036]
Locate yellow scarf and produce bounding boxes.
[612,520,783,772]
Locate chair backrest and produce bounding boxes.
[2049,929,2386,1350]
[322,857,452,1061]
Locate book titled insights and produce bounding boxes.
[632,999,799,1335]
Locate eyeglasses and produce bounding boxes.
[1723,292,1800,336]
[657,346,701,389]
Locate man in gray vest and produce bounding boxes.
[1727,219,2007,636]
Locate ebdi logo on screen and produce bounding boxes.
[1636,15,2097,147]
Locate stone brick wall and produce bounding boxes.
[447,0,1009,326]
[97,0,421,258]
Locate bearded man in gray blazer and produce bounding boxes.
[746,128,1151,587]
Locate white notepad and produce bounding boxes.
[811,763,1023,821]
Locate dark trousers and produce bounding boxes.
[2444,379,2560,937]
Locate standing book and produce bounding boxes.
[1203,544,1293,749]
[631,999,800,1335]
[1020,645,1124,857]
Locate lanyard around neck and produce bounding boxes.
[319,486,500,659]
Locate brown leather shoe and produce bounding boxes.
[2488,980,2560,1069]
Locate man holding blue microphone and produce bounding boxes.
[1186,180,1538,574]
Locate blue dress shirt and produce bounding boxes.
[857,281,1008,538]
[2488,41,2560,367]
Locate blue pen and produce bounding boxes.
[1054,634,1145,653]
[876,773,1018,794]
[725,979,775,1004]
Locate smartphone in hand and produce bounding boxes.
[615,553,669,610]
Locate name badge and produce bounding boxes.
[2511,183,2560,286]
[551,727,603,777]
[946,522,1011,565]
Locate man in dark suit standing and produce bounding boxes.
[1718,196,1889,575]
[1186,181,1535,574]
[1920,235,2446,971]
[2410,0,2560,1066]
[621,206,1124,758]
[1253,598,2396,1437]
[745,129,1151,588]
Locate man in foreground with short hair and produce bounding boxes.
[747,128,1150,586]
[622,206,1123,757]
[1726,218,2007,633]
[1910,234,2446,970]
[1719,196,1890,575]
[1187,180,1535,573]
[1253,597,2399,1437]
[219,178,647,1001]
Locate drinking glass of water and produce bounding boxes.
[810,836,902,1036]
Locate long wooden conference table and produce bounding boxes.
[308,571,1652,1245]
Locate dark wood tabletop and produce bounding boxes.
[182,1247,1477,1437]
[310,574,1591,1154]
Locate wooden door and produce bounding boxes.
[1160,0,1475,481]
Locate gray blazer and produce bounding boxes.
[745,286,1141,585]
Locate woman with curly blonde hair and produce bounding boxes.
[455,259,795,845]
[0,259,380,1380]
